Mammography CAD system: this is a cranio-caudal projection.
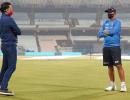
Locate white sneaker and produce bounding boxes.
[105,82,117,91]
[120,83,127,92]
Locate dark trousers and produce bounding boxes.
[0,44,17,90]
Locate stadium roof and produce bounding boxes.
[0,0,130,12]
[0,0,130,8]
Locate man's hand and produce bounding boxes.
[103,30,109,36]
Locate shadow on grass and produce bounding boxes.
[63,92,119,100]
[0,94,32,100]
[2,83,129,100]
[16,83,130,94]
[16,83,103,93]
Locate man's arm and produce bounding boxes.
[97,24,107,38]
[9,17,21,36]
[109,21,121,35]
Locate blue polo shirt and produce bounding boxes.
[97,18,121,47]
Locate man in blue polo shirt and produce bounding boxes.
[0,2,21,96]
[97,7,127,92]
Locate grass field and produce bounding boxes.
[0,58,130,100]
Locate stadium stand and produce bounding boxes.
[18,36,38,52]
[0,0,130,56]
[38,35,67,52]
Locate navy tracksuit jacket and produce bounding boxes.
[0,13,21,90]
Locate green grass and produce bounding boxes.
[0,59,130,100]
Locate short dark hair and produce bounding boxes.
[0,2,11,13]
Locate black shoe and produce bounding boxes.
[0,89,14,96]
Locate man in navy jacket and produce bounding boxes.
[0,2,21,96]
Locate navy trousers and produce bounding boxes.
[0,44,17,90]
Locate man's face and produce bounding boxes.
[108,12,116,19]
[6,5,14,16]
